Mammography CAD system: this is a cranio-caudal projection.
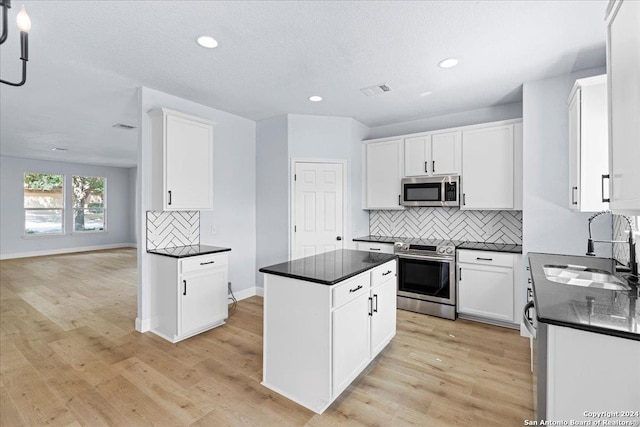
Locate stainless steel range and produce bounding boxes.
[394,240,457,320]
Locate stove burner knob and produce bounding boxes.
[438,247,445,254]
[446,247,453,254]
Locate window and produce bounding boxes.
[24,173,65,235]
[72,176,106,232]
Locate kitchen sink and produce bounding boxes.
[543,264,631,291]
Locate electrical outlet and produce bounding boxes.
[211,225,217,235]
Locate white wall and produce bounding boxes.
[0,155,134,258]
[366,101,523,139]
[137,87,256,331]
[522,66,611,258]
[255,115,289,288]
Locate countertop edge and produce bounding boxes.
[147,247,232,258]
[259,254,397,286]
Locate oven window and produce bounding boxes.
[404,183,441,202]
[399,258,450,298]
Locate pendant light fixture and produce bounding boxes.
[0,0,31,87]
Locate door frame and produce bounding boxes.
[290,158,348,260]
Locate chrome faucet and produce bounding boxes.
[586,210,638,279]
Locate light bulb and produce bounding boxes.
[16,5,31,33]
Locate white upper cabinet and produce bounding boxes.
[606,0,640,215]
[461,122,522,210]
[568,75,609,212]
[363,139,404,210]
[404,131,461,177]
[149,108,214,211]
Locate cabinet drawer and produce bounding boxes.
[371,260,397,287]
[355,242,394,254]
[181,253,228,274]
[332,272,371,309]
[457,250,513,267]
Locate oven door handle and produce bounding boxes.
[523,300,536,339]
[396,253,454,263]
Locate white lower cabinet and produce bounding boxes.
[538,324,640,422]
[332,291,370,397]
[370,277,397,356]
[262,260,397,414]
[149,252,229,343]
[457,250,522,326]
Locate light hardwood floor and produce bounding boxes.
[1,249,533,426]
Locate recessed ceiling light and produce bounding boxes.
[438,58,459,69]
[197,36,218,49]
[51,147,68,151]
[308,95,323,102]
[420,91,433,97]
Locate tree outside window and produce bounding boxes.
[72,176,106,232]
[24,173,65,235]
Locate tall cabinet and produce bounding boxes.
[568,75,609,212]
[461,122,522,210]
[606,0,640,215]
[362,139,404,209]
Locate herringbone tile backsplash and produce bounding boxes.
[370,208,522,244]
[146,211,200,250]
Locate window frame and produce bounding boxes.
[71,175,107,234]
[23,172,66,237]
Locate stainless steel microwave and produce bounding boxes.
[401,175,460,207]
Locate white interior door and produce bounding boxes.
[293,162,344,260]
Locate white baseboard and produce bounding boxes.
[230,286,264,301]
[0,243,137,260]
[135,317,151,333]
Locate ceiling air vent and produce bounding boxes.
[360,83,392,97]
[112,123,137,130]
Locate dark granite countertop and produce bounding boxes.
[353,235,522,254]
[259,249,397,285]
[147,245,231,258]
[529,252,639,341]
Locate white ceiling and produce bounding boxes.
[0,0,608,168]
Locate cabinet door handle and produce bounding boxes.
[432,160,435,174]
[459,267,462,280]
[382,270,392,276]
[200,261,215,265]
[349,285,363,293]
[373,294,378,313]
[168,190,172,205]
[183,280,187,296]
[601,174,610,203]
[368,297,373,316]
[370,248,381,251]
[462,193,466,206]
[398,194,401,206]
[424,161,428,173]
[476,257,493,261]
[571,186,577,205]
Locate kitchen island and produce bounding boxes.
[259,249,397,414]
[527,253,639,424]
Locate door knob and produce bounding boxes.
[336,236,342,241]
